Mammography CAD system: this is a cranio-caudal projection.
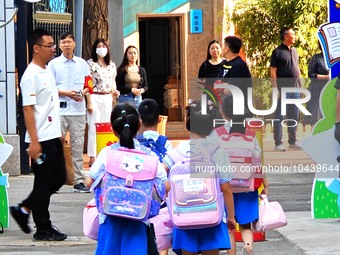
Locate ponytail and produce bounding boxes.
[111,103,140,149]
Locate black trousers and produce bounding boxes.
[21,138,66,231]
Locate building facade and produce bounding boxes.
[1,0,233,175]
[114,0,232,137]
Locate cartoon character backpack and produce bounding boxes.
[93,147,166,221]
[166,143,224,229]
[215,126,263,192]
[137,135,168,162]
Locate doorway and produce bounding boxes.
[138,15,185,122]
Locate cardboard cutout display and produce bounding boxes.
[0,134,12,229]
[301,1,340,218]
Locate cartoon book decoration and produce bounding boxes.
[318,22,340,68]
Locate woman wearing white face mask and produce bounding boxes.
[86,38,120,166]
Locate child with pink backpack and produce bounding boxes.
[162,100,236,255]
[209,95,269,255]
[85,103,169,255]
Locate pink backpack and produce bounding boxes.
[94,147,166,221]
[215,126,262,193]
[166,144,224,229]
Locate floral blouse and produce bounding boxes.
[87,58,117,93]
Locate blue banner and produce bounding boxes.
[329,0,340,78]
[190,9,203,34]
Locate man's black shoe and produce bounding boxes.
[33,226,67,241]
[10,206,31,234]
[73,183,90,193]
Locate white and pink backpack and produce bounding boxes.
[214,126,263,193]
[166,144,224,229]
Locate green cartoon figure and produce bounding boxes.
[301,5,340,217]
[0,134,12,229]
[301,72,340,218]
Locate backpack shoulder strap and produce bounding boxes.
[167,147,186,163]
[197,143,219,162]
[137,137,153,145]
[205,143,220,155]
[156,135,168,148]
[215,126,229,137]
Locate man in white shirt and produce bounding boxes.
[48,32,90,192]
[10,29,67,241]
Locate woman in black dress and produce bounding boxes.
[198,40,225,87]
[197,40,226,104]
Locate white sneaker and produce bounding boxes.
[274,144,287,151]
[289,142,301,149]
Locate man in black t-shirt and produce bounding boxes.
[220,36,252,116]
[270,27,302,151]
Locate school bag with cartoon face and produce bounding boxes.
[93,147,166,221]
[166,144,224,229]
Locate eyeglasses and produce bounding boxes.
[37,44,56,49]
[60,40,74,45]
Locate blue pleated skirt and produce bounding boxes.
[233,191,259,225]
[172,221,230,253]
[95,216,147,255]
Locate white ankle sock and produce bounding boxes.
[20,207,29,214]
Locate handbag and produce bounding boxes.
[256,194,287,231]
[148,207,173,251]
[83,198,99,240]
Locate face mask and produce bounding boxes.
[96,48,108,58]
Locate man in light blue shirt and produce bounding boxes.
[48,32,90,192]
